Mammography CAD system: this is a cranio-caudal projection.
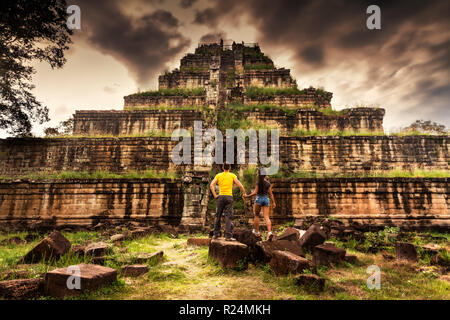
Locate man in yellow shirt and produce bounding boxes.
[210,163,246,241]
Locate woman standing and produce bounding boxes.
[244,171,276,240]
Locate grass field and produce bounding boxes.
[0,229,448,300]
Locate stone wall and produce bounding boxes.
[243,108,385,134]
[270,178,450,229]
[244,88,332,108]
[73,110,205,136]
[0,179,184,227]
[123,95,206,109]
[158,71,210,89]
[243,69,295,88]
[280,136,449,173]
[0,136,448,175]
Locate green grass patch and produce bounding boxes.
[245,86,306,98]
[0,169,179,181]
[128,87,205,98]
[244,63,274,70]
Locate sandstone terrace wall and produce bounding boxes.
[243,69,296,88]
[0,179,183,227]
[242,108,385,134]
[124,95,205,109]
[270,178,450,230]
[0,136,448,176]
[281,136,449,173]
[73,110,205,136]
[158,71,210,89]
[243,87,333,109]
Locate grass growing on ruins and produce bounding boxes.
[244,63,274,70]
[270,169,450,179]
[123,105,207,112]
[0,230,449,300]
[245,86,306,98]
[46,130,174,139]
[129,87,205,97]
[290,128,385,137]
[0,169,180,181]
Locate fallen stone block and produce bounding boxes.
[255,239,305,263]
[187,238,211,246]
[45,264,117,298]
[85,242,109,257]
[395,242,418,263]
[130,228,152,239]
[121,264,149,277]
[276,227,303,241]
[299,224,327,250]
[135,251,164,264]
[344,254,358,264]
[110,234,125,244]
[1,236,26,246]
[294,274,325,292]
[421,243,441,255]
[270,250,311,276]
[208,239,249,269]
[22,230,71,263]
[313,243,346,266]
[0,278,45,300]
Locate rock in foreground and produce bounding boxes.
[208,239,249,270]
[187,238,211,246]
[22,231,71,263]
[45,264,117,298]
[121,264,149,277]
[313,243,346,266]
[299,224,327,250]
[270,250,311,276]
[0,278,44,300]
[294,274,325,292]
[395,242,418,263]
[256,239,305,263]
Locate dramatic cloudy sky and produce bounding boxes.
[24,0,450,135]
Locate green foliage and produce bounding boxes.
[0,169,179,181]
[245,86,305,98]
[129,87,205,97]
[244,64,273,70]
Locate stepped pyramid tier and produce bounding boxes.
[0,40,449,231]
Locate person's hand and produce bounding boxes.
[213,194,218,199]
[242,194,246,201]
[272,202,276,209]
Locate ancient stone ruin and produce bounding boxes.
[0,41,448,232]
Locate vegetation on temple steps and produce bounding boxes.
[129,87,205,98]
[45,130,174,139]
[0,230,448,299]
[245,86,307,98]
[0,169,179,181]
[269,169,450,179]
[244,63,274,70]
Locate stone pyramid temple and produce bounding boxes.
[0,41,448,231]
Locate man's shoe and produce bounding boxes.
[252,229,261,237]
[225,237,236,241]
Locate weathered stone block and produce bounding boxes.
[121,264,149,277]
[255,239,305,263]
[395,243,418,263]
[45,264,117,298]
[294,274,325,292]
[299,224,327,250]
[84,242,109,257]
[208,239,249,269]
[22,231,71,263]
[313,243,346,266]
[0,278,44,299]
[270,250,311,276]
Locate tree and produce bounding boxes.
[44,116,73,137]
[0,0,72,136]
[402,120,448,135]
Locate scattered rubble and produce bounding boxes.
[121,264,149,277]
[45,263,117,298]
[313,243,346,266]
[22,230,71,263]
[0,278,44,300]
[395,242,418,263]
[208,239,249,269]
[270,250,311,276]
[294,274,325,292]
[299,224,327,250]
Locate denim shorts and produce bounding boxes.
[255,195,270,207]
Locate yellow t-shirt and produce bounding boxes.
[215,171,237,196]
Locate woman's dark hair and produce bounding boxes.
[222,163,231,171]
[257,172,266,195]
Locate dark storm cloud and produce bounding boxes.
[193,0,450,126]
[180,0,197,9]
[200,32,227,43]
[69,0,190,85]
